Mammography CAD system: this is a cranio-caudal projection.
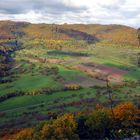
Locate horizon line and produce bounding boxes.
[0,19,138,29]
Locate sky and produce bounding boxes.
[0,0,140,28]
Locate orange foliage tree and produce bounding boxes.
[113,102,138,125]
[12,128,33,140]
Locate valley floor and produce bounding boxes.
[0,41,140,133]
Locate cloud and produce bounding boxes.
[0,0,139,28]
[0,0,86,14]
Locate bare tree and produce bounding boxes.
[105,74,115,117]
[51,23,55,40]
[55,25,60,40]
[137,28,140,47]
[137,53,140,67]
[137,28,140,67]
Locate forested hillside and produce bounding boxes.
[0,21,137,46]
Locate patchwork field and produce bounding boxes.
[0,22,140,136]
[0,41,140,130]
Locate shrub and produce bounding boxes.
[8,102,139,140]
[113,102,138,127]
[65,84,82,91]
[41,114,79,140]
[12,128,33,140]
[85,109,113,139]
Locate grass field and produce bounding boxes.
[0,40,140,129]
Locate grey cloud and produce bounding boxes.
[0,0,34,14]
[99,0,126,11]
[0,0,87,14]
[0,0,139,28]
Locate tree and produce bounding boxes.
[113,102,137,127]
[104,74,115,118]
[85,109,113,139]
[137,28,140,46]
[13,128,33,140]
[41,114,79,140]
[137,53,140,67]
[137,28,140,67]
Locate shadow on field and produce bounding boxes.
[58,28,99,44]
[47,50,92,57]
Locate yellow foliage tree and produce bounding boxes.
[41,114,79,140]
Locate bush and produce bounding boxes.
[41,66,59,76]
[0,90,24,102]
[113,102,138,127]
[12,128,33,140]
[84,109,113,139]
[65,84,82,91]
[9,102,139,140]
[41,114,79,140]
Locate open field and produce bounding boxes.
[0,41,140,129]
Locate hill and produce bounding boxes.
[0,20,138,46]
